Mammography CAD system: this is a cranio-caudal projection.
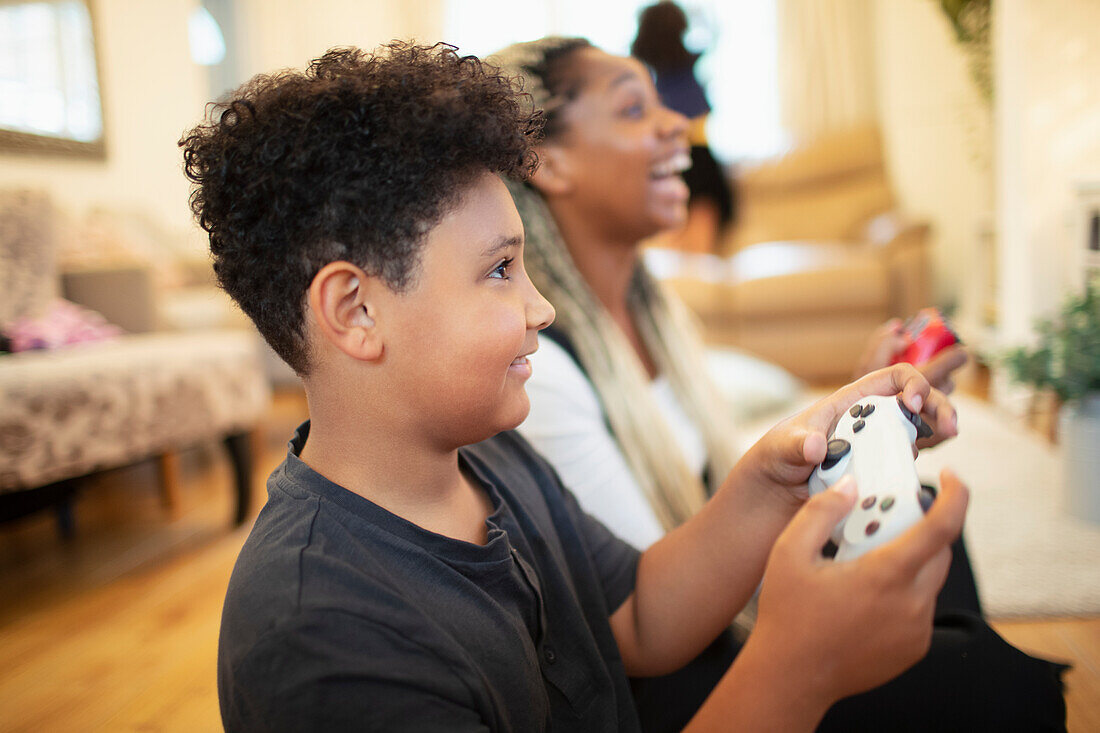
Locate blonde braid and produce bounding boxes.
[509,180,707,529]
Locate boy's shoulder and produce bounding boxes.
[217,425,640,731]
[219,426,566,643]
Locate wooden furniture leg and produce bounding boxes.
[223,431,254,525]
[157,450,182,518]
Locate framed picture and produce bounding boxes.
[0,0,106,158]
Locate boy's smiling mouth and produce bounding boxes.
[509,349,536,378]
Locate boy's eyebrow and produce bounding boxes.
[482,235,524,257]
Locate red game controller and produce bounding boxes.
[890,308,961,366]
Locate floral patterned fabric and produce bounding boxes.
[0,330,270,492]
[0,190,59,327]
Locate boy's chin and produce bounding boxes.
[490,400,531,437]
[454,401,530,447]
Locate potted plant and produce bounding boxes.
[1005,278,1100,521]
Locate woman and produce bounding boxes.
[490,37,1062,733]
[494,37,967,554]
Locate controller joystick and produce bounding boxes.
[808,394,934,561]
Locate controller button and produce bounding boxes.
[865,520,881,536]
[850,404,862,418]
[880,496,895,511]
[860,403,875,418]
[852,419,866,433]
[822,439,851,470]
[861,495,876,510]
[896,395,915,421]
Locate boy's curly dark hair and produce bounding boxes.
[181,42,541,375]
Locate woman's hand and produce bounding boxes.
[856,318,969,394]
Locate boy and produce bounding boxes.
[184,43,975,731]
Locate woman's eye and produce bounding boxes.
[490,258,514,279]
[620,101,645,119]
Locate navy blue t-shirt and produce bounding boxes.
[218,423,642,732]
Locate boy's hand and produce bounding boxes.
[730,364,959,508]
[747,468,969,713]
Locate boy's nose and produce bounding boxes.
[527,285,555,332]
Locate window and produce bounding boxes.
[0,0,105,156]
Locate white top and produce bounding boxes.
[517,337,705,550]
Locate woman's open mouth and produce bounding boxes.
[649,151,692,180]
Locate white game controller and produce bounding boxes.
[808,394,936,561]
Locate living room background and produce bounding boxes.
[0,0,1096,362]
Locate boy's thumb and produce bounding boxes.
[785,476,858,559]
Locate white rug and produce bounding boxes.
[740,393,1100,619]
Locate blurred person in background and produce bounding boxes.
[631,0,733,254]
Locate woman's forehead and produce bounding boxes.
[566,48,650,94]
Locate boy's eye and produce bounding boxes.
[620,100,645,119]
[489,257,514,279]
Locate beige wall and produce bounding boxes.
[995,0,1100,346]
[236,0,443,80]
[0,0,206,249]
[5,0,1095,347]
[873,0,1100,355]
[871,0,993,336]
[0,0,443,254]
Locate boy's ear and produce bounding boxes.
[529,144,574,197]
[308,261,384,362]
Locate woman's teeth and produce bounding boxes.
[650,151,692,179]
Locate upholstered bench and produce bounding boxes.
[0,330,270,530]
[1,189,274,534]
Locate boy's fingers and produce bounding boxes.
[813,364,930,435]
[912,545,954,601]
[780,477,857,561]
[764,423,826,471]
[880,468,969,576]
[917,388,959,443]
[801,430,827,466]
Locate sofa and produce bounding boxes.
[0,190,271,533]
[649,125,931,384]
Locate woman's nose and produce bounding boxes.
[660,105,690,139]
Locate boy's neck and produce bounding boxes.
[297,389,494,545]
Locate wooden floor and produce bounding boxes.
[1,385,1098,731]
